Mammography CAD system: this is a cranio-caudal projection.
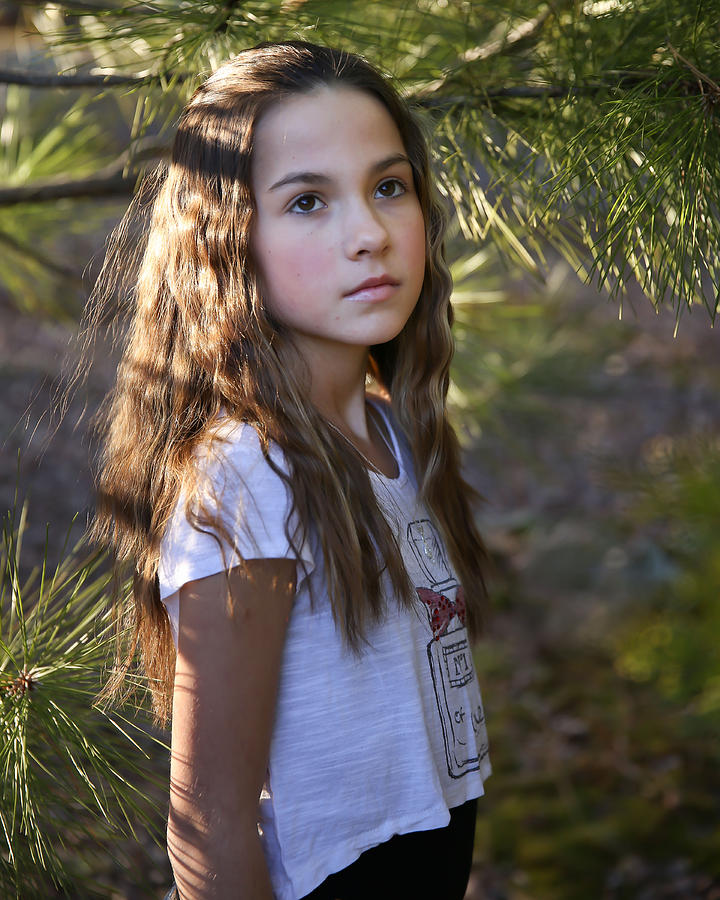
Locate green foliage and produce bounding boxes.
[0,502,167,898]
[0,80,127,318]
[449,246,629,449]
[456,280,720,898]
[1,0,719,318]
[609,436,720,723]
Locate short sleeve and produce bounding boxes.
[158,420,314,606]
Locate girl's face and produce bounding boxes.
[250,85,426,368]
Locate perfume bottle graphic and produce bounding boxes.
[408,518,489,778]
[407,520,454,591]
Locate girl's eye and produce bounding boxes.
[289,194,325,214]
[375,178,406,199]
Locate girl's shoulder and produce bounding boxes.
[159,415,314,611]
[177,415,294,529]
[193,414,287,484]
[202,414,265,455]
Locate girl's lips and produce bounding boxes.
[344,276,400,302]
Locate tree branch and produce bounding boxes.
[0,171,134,206]
[0,137,169,207]
[0,67,189,87]
[666,42,720,101]
[415,71,720,107]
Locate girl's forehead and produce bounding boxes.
[251,86,407,187]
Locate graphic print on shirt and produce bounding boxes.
[408,518,489,779]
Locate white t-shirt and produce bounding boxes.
[159,399,491,900]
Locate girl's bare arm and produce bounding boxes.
[167,558,297,899]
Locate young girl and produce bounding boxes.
[93,40,491,900]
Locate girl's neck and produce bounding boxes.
[304,345,371,437]
[303,347,398,479]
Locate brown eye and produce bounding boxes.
[289,194,324,214]
[375,179,405,199]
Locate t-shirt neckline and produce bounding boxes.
[365,396,407,486]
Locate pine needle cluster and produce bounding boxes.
[0,501,167,897]
[0,0,717,320]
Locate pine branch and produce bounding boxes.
[0,170,133,206]
[667,42,720,104]
[0,66,588,94]
[417,69,720,107]
[416,9,552,98]
[0,139,168,207]
[462,8,552,63]
[0,67,188,87]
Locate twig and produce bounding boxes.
[666,42,720,99]
[0,67,189,88]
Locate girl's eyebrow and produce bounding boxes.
[268,153,411,192]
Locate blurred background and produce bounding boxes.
[1,2,719,898]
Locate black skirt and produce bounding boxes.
[164,797,478,900]
[301,798,478,900]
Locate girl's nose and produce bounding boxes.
[342,202,390,258]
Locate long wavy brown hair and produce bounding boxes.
[90,40,488,723]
